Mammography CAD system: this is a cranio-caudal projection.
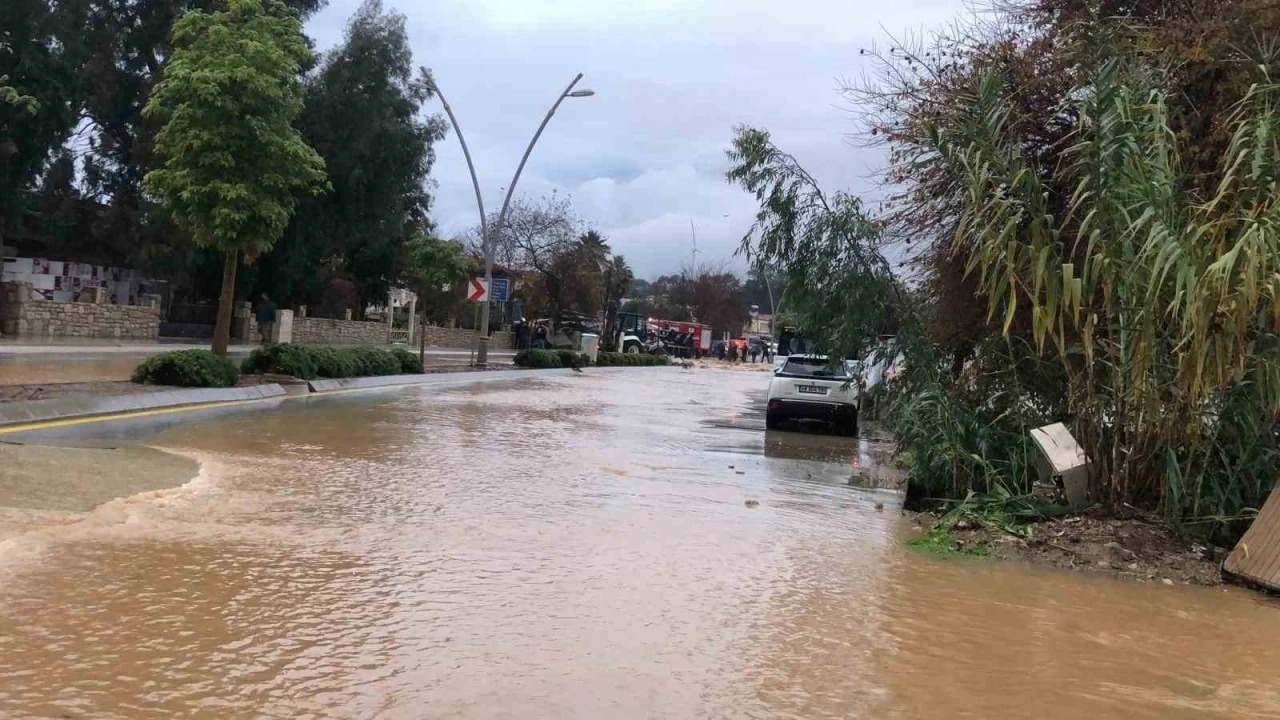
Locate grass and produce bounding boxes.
[907,529,989,558]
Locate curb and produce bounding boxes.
[0,384,287,428]
[305,368,569,394]
[307,373,448,393]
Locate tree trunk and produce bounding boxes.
[211,249,238,356]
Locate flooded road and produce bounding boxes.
[1,369,1278,718]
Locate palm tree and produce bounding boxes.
[578,230,611,270]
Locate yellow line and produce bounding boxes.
[0,397,279,436]
[0,373,515,436]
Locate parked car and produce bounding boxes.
[766,354,859,435]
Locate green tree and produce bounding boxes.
[0,0,79,240]
[259,0,447,314]
[406,231,467,361]
[143,0,327,355]
[68,0,324,264]
[726,126,896,358]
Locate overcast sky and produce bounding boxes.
[305,0,969,279]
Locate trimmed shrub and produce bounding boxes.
[304,346,358,378]
[240,343,414,379]
[555,349,592,368]
[595,351,668,367]
[513,349,562,368]
[132,349,239,388]
[390,347,424,374]
[347,346,401,376]
[241,343,317,379]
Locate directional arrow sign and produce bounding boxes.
[467,277,488,302]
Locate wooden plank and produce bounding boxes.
[1224,483,1280,589]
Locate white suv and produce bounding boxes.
[766,355,860,435]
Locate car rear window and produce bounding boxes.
[780,357,849,378]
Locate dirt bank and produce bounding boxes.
[909,507,1223,586]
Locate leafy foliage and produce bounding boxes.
[726,127,899,359]
[241,343,412,378]
[302,346,358,378]
[143,0,327,254]
[242,342,318,379]
[390,347,424,374]
[345,346,401,376]
[926,35,1280,525]
[143,0,327,355]
[513,349,563,369]
[257,0,447,312]
[595,351,668,367]
[132,349,239,388]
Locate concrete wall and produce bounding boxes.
[291,316,389,346]
[422,325,513,350]
[1,282,160,339]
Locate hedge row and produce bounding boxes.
[240,343,423,380]
[513,349,669,369]
[595,352,669,367]
[132,349,239,388]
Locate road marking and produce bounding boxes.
[0,397,281,436]
[0,370,550,436]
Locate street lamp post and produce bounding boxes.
[414,72,593,367]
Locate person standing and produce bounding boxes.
[255,294,277,345]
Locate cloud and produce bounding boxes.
[306,0,969,279]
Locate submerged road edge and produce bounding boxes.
[0,368,582,436]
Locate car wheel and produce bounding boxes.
[624,343,641,355]
[766,410,781,431]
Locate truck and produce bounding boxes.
[612,312,712,358]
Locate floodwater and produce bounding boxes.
[0,354,157,384]
[1,369,1279,719]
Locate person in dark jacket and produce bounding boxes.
[254,294,277,344]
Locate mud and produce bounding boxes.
[911,507,1224,586]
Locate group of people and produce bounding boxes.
[713,340,772,364]
[513,320,551,350]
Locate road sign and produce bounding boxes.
[490,277,511,302]
[467,277,488,302]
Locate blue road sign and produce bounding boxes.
[490,277,511,302]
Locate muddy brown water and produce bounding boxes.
[1,369,1278,719]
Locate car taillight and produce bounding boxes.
[767,398,781,409]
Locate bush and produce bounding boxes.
[555,349,591,368]
[241,343,317,379]
[346,346,401,376]
[513,349,562,368]
[304,346,358,378]
[240,343,411,379]
[390,347,424,374]
[577,351,669,368]
[132,349,239,388]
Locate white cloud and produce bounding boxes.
[306,0,970,278]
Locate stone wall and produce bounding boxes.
[273,316,514,349]
[422,325,513,350]
[1,282,159,339]
[291,316,390,346]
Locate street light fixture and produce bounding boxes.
[412,71,594,367]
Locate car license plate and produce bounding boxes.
[797,385,828,395]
